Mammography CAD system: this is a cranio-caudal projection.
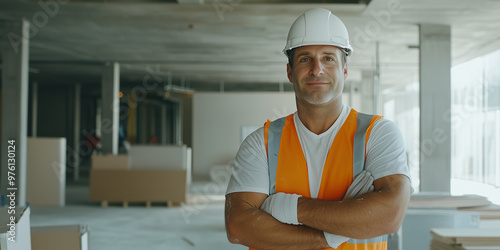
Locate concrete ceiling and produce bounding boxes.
[1,0,500,92]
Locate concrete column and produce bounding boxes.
[361,70,375,114]
[95,99,102,138]
[348,81,354,107]
[126,94,137,144]
[165,104,173,144]
[161,103,167,144]
[31,81,38,137]
[101,62,120,155]
[175,101,182,145]
[73,84,81,180]
[138,103,148,144]
[1,19,30,207]
[150,104,156,142]
[419,24,452,192]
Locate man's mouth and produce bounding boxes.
[306,81,328,85]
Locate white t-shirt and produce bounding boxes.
[226,105,411,198]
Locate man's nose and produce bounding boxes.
[310,58,325,76]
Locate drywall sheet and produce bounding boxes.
[27,137,66,206]
[0,207,31,250]
[129,145,187,170]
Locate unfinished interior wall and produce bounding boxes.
[192,92,296,179]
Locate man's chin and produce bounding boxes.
[303,96,334,106]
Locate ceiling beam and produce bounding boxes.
[177,0,204,4]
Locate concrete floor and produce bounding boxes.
[29,176,500,250]
[30,180,246,250]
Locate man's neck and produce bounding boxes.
[296,98,343,135]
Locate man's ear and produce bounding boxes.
[287,63,293,83]
[343,63,348,81]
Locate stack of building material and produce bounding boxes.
[401,209,480,250]
[459,204,500,220]
[89,145,192,207]
[430,228,500,250]
[91,154,130,170]
[401,193,496,250]
[129,145,192,186]
[409,193,492,209]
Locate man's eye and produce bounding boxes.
[325,57,334,61]
[300,57,310,62]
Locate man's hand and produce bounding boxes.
[260,170,377,249]
[225,192,330,249]
[260,193,351,249]
[322,170,377,249]
[344,170,374,199]
[324,232,350,249]
[297,174,411,239]
[260,192,302,225]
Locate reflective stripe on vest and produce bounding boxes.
[263,109,386,250]
[265,116,286,195]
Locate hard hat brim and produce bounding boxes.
[283,43,353,57]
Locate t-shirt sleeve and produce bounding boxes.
[365,119,412,183]
[225,127,270,195]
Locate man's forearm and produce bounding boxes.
[225,193,329,250]
[297,191,399,239]
[297,175,411,239]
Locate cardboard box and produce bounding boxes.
[89,169,187,203]
[0,207,31,250]
[27,137,66,206]
[91,154,130,170]
[31,225,88,250]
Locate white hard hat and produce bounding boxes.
[283,8,353,57]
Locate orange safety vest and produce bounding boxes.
[258,109,386,250]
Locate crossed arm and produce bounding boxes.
[225,174,411,249]
[225,192,330,250]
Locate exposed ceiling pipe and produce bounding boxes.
[164,72,194,95]
[0,65,40,74]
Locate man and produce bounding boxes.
[225,8,412,250]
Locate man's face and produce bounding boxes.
[287,45,348,106]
